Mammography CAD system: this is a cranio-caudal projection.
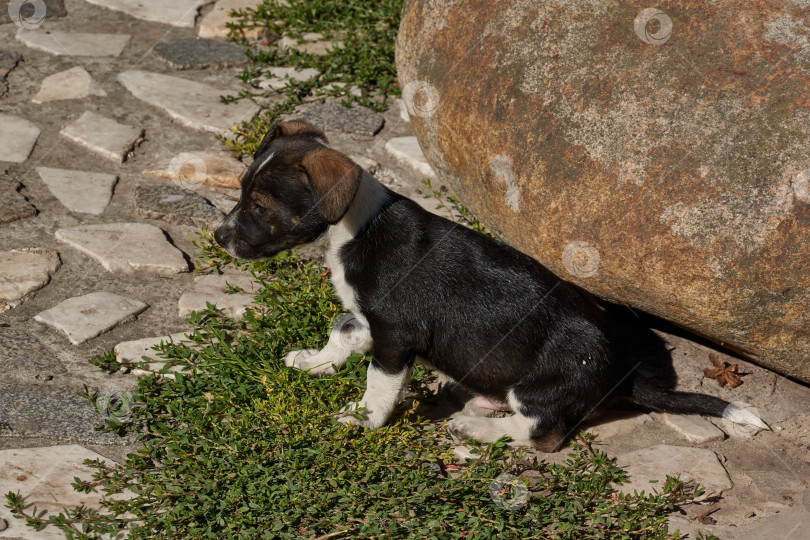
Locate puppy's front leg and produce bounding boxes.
[284,313,372,376]
[339,356,413,429]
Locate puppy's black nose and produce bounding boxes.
[214,226,230,248]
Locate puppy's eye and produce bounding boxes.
[253,202,269,216]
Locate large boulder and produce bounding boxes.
[396,1,810,382]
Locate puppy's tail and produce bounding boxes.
[629,377,770,432]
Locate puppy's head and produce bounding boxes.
[214,120,361,259]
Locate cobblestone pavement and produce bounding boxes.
[0,1,808,539]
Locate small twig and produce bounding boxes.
[313,530,349,539]
[695,504,720,524]
[576,434,596,456]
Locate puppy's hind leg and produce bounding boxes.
[446,391,566,451]
[284,313,372,376]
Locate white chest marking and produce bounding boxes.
[323,171,389,327]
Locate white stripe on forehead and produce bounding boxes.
[254,152,276,175]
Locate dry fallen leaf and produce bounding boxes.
[704,353,744,388]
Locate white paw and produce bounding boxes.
[283,349,335,376]
[447,415,490,442]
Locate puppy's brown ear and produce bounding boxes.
[253,120,327,158]
[301,148,361,224]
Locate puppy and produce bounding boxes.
[215,120,768,450]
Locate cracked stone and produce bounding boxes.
[118,70,259,135]
[34,291,148,345]
[153,38,247,70]
[33,66,107,103]
[83,0,211,28]
[0,50,21,78]
[199,0,272,38]
[142,149,246,189]
[0,249,60,312]
[0,183,36,223]
[0,114,40,163]
[0,0,66,25]
[178,273,260,319]
[585,411,652,440]
[16,28,130,57]
[0,445,123,539]
[55,223,189,274]
[660,413,726,444]
[385,136,436,178]
[60,111,142,163]
[36,167,117,215]
[255,66,321,90]
[616,444,732,501]
[298,101,384,136]
[134,184,224,228]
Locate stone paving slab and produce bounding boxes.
[143,149,246,189]
[616,444,732,500]
[0,445,120,540]
[55,222,189,274]
[385,136,436,178]
[36,167,117,215]
[16,28,131,57]
[0,183,36,224]
[256,66,321,90]
[278,32,343,55]
[60,111,142,163]
[0,114,40,163]
[299,101,384,136]
[114,332,191,364]
[153,37,247,70]
[115,332,195,377]
[34,291,148,345]
[0,326,67,383]
[0,0,66,25]
[32,66,107,103]
[118,70,259,135]
[83,0,211,28]
[134,184,224,228]
[660,413,726,444]
[178,273,259,319]
[199,0,268,38]
[585,411,652,441]
[0,249,60,312]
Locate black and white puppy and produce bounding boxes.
[215,120,768,451]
